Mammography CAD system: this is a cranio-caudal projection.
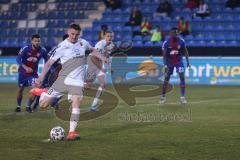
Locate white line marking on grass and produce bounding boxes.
[41,139,51,143]
[136,98,240,106]
[0,109,52,117]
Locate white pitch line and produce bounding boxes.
[41,139,51,143]
[136,98,240,106]
[0,109,52,117]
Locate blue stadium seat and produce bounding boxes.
[207,40,216,47]
[57,11,66,19]
[47,20,57,28]
[101,17,112,23]
[56,28,65,37]
[84,34,93,42]
[38,29,46,37]
[142,0,151,4]
[142,7,151,14]
[218,40,227,47]
[144,41,153,47]
[18,12,27,19]
[46,38,56,47]
[204,24,214,31]
[115,33,122,41]
[198,40,206,46]
[8,20,17,28]
[225,24,234,31]
[122,17,129,22]
[1,39,9,47]
[122,26,132,32]
[214,33,225,41]
[228,40,238,46]
[18,29,27,37]
[195,34,204,41]
[92,25,99,32]
[234,8,240,12]
[215,25,224,31]
[57,20,68,27]
[112,26,122,32]
[112,9,122,14]
[8,38,19,47]
[187,40,197,46]
[132,0,141,5]
[132,26,140,32]
[47,28,57,37]
[203,16,213,22]
[8,29,17,37]
[112,17,121,23]
[0,38,4,47]
[185,35,194,41]
[40,37,46,47]
[123,35,132,41]
[143,36,151,42]
[224,32,236,41]
[204,33,214,41]
[133,35,142,41]
[27,29,37,36]
[37,12,48,19]
[153,41,162,47]
[133,41,143,47]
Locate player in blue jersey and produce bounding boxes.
[160,27,190,104]
[31,34,69,110]
[15,34,48,113]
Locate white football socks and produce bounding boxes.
[92,87,104,106]
[69,107,80,132]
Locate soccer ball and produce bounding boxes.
[50,126,65,141]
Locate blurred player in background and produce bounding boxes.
[87,31,115,111]
[31,34,69,110]
[15,34,48,113]
[160,27,190,104]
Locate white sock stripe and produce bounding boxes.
[69,121,78,132]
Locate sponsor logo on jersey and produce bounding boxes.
[27,57,38,62]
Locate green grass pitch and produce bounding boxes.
[0,83,240,160]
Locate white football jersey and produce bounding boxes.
[50,38,92,64]
[94,39,115,57]
[50,38,92,87]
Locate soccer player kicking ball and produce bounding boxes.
[15,34,48,113]
[160,27,190,104]
[35,23,93,140]
[87,31,115,111]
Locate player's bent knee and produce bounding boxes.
[99,83,105,88]
[39,101,49,109]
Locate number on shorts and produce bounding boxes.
[30,78,37,85]
[48,88,53,95]
[178,67,184,73]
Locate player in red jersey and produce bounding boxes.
[15,34,48,113]
[160,27,190,104]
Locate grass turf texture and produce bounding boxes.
[0,83,240,160]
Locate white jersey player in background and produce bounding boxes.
[35,23,95,140]
[87,31,115,111]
